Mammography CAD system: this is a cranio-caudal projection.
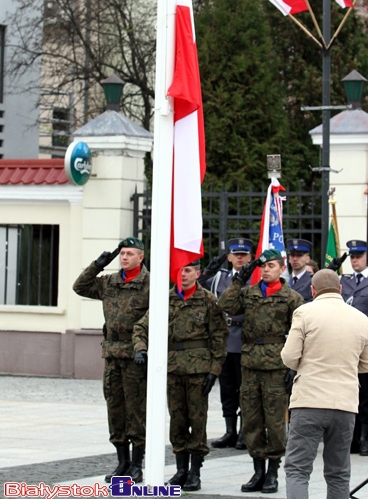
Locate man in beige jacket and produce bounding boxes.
[281,269,368,499]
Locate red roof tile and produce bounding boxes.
[0,159,68,185]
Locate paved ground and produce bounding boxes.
[0,375,367,498]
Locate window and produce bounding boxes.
[0,26,5,103]
[0,224,59,306]
[52,107,70,148]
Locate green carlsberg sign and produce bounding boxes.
[64,141,92,186]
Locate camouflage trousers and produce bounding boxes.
[167,372,209,456]
[103,358,147,448]
[240,367,288,460]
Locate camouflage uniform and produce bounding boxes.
[73,261,150,448]
[219,277,303,460]
[133,283,228,456]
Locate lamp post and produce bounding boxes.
[341,70,367,110]
[101,74,125,112]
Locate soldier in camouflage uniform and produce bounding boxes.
[219,249,304,494]
[132,260,228,492]
[73,237,149,484]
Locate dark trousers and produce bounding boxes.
[358,373,368,423]
[103,358,147,448]
[285,408,355,499]
[219,352,242,418]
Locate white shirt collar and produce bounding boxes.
[292,269,307,280]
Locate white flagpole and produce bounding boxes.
[145,0,176,487]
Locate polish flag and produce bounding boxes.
[269,0,353,15]
[334,0,354,8]
[167,0,206,291]
[251,178,287,285]
[268,0,308,16]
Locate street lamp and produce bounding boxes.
[341,70,367,110]
[101,74,125,112]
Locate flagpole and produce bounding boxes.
[288,14,323,48]
[145,0,176,486]
[304,0,325,47]
[326,0,357,50]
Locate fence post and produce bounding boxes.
[219,192,228,254]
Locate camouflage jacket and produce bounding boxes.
[73,261,150,359]
[133,284,228,376]
[219,278,304,370]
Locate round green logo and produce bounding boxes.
[64,141,92,186]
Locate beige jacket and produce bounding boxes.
[281,291,368,413]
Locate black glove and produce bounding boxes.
[234,258,260,285]
[95,247,120,270]
[203,253,228,276]
[202,373,217,396]
[134,350,148,367]
[285,369,297,395]
[327,252,348,272]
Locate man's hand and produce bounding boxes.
[134,350,148,367]
[202,373,217,396]
[285,369,297,395]
[203,253,228,276]
[327,252,348,272]
[95,247,120,270]
[234,258,260,285]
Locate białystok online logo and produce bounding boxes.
[4,478,181,498]
[109,476,181,497]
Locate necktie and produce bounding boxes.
[357,273,363,285]
[293,276,298,286]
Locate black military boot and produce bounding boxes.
[182,455,203,491]
[235,413,247,450]
[105,443,131,483]
[241,458,265,492]
[262,458,281,493]
[360,423,368,456]
[125,446,144,483]
[166,452,190,486]
[211,415,238,448]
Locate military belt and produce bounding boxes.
[168,339,209,351]
[110,331,131,342]
[226,317,243,327]
[244,336,285,345]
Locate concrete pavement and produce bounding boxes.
[0,375,367,499]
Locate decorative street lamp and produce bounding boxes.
[341,70,367,110]
[101,74,125,112]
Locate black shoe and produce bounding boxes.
[261,458,280,494]
[211,416,237,448]
[105,443,131,483]
[166,453,189,486]
[182,455,203,492]
[241,458,265,493]
[125,446,144,484]
[235,431,247,450]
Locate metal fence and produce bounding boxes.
[131,182,322,269]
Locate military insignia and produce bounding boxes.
[239,239,244,244]
[260,255,266,262]
[352,240,357,246]
[293,239,298,246]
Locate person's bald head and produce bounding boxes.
[311,269,341,298]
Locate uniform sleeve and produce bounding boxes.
[281,308,305,370]
[218,280,244,315]
[72,261,104,300]
[208,296,229,376]
[132,310,149,353]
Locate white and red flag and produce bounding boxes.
[251,178,287,285]
[269,0,353,15]
[167,0,206,291]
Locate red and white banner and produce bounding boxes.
[167,0,206,291]
[251,178,287,285]
[269,0,353,16]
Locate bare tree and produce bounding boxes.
[5,0,157,133]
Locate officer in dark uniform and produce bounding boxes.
[332,239,368,456]
[286,238,313,303]
[198,237,253,450]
